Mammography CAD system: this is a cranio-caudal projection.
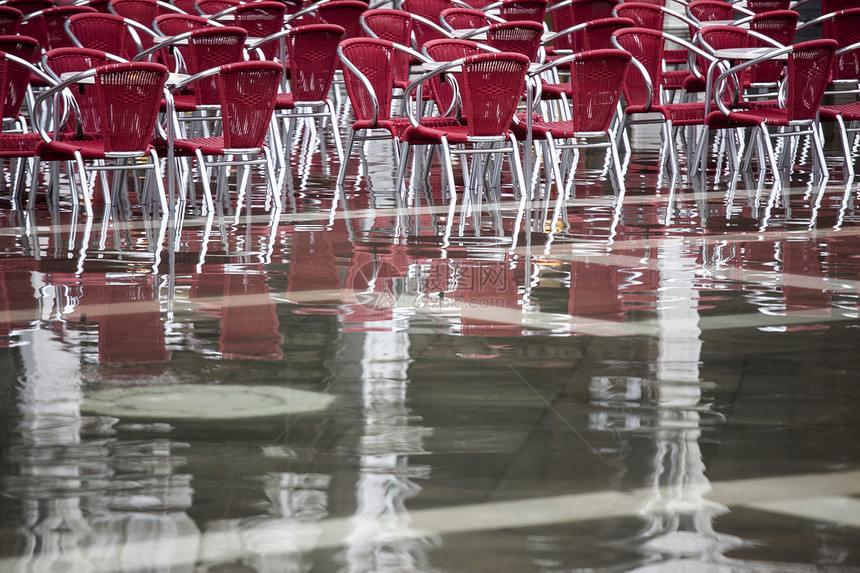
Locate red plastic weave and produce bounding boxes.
[499,0,547,24]
[554,16,632,53]
[830,8,860,81]
[217,60,282,149]
[403,0,452,47]
[286,23,344,102]
[567,48,630,132]
[315,0,366,39]
[194,0,239,15]
[235,1,285,59]
[339,37,396,124]
[440,8,488,30]
[615,2,662,29]
[746,0,790,13]
[0,47,37,119]
[0,6,22,35]
[748,10,797,84]
[361,9,413,85]
[486,20,543,61]
[153,13,209,69]
[187,26,247,105]
[66,12,141,60]
[785,39,837,122]
[44,47,113,134]
[423,38,483,115]
[20,6,96,51]
[459,52,528,136]
[612,27,663,108]
[550,0,617,50]
[93,61,168,152]
[5,0,51,16]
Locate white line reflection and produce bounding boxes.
[2,469,858,573]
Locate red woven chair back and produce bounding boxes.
[560,16,631,53]
[746,0,789,13]
[67,13,142,60]
[822,0,856,40]
[440,7,488,30]
[423,38,483,115]
[21,6,97,51]
[699,25,750,99]
[92,61,168,152]
[217,60,282,149]
[286,23,345,101]
[403,0,453,46]
[747,9,797,84]
[459,51,528,136]
[615,2,662,30]
[339,37,396,124]
[188,25,247,104]
[235,1,285,58]
[829,8,860,81]
[550,0,617,47]
[485,20,543,61]
[567,48,630,132]
[499,0,547,24]
[464,0,495,8]
[110,0,157,25]
[688,0,734,39]
[172,0,197,13]
[0,47,37,119]
[0,6,22,34]
[315,0,365,39]
[5,0,52,16]
[153,13,208,69]
[44,47,113,133]
[195,0,239,15]
[403,0,454,19]
[786,39,837,122]
[613,27,663,107]
[361,9,413,84]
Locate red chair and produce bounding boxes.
[440,7,491,31]
[275,24,345,169]
[314,0,366,39]
[152,13,209,69]
[498,0,548,23]
[33,62,170,214]
[336,37,459,187]
[422,37,484,116]
[4,0,52,16]
[0,51,55,202]
[109,0,158,25]
[700,40,837,177]
[744,9,798,90]
[360,9,416,90]
[164,60,283,211]
[0,6,22,34]
[613,2,700,65]
[20,6,98,52]
[194,0,239,16]
[523,48,631,190]
[612,27,716,174]
[0,35,39,123]
[65,12,158,60]
[687,0,750,27]
[401,52,530,199]
[485,19,544,61]
[547,0,618,50]
[404,0,455,47]
[797,8,860,85]
[813,41,860,177]
[746,0,790,13]
[234,0,285,59]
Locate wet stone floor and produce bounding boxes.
[1,116,860,573]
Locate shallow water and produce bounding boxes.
[1,116,859,572]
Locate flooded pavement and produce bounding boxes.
[1,116,859,572]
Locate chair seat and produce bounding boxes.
[525,117,610,140]
[162,136,264,156]
[0,133,42,158]
[665,48,687,65]
[626,102,706,126]
[662,69,690,90]
[354,117,461,143]
[36,138,153,160]
[682,75,706,93]
[539,80,571,100]
[166,93,202,112]
[704,106,794,129]
[405,123,513,144]
[820,102,860,122]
